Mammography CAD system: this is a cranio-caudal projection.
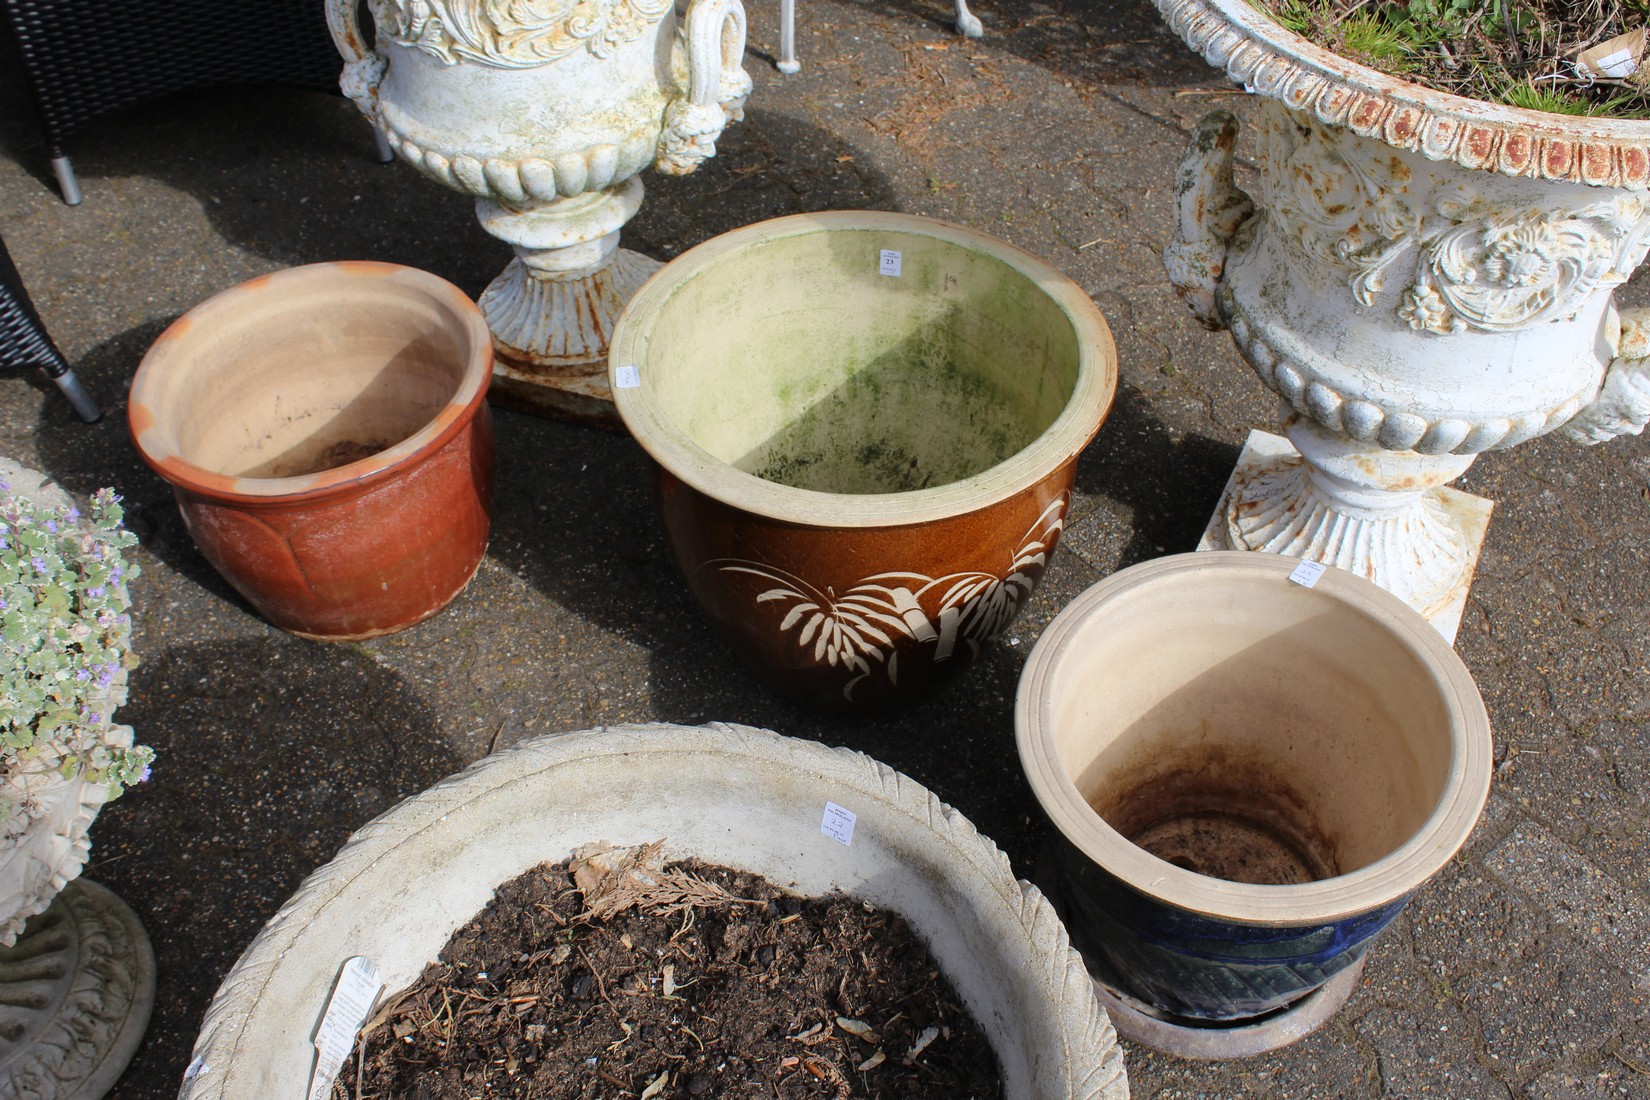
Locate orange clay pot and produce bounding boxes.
[129,262,494,640]
[610,213,1117,710]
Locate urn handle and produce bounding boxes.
[326,0,388,120]
[1163,110,1256,331]
[1563,307,1650,445]
[656,0,752,177]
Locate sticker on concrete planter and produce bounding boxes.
[879,250,903,277]
[307,955,384,1100]
[1288,559,1327,589]
[822,801,857,845]
[614,364,641,389]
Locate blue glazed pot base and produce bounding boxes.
[1091,954,1365,1060]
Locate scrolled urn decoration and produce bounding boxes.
[328,0,751,422]
[1156,0,1650,633]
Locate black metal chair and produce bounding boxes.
[1,0,372,204]
[0,235,99,421]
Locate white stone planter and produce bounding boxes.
[0,460,154,1099]
[181,723,1128,1099]
[1017,552,1492,1056]
[327,0,752,423]
[1156,0,1650,634]
[0,461,131,943]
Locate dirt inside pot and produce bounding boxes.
[244,437,405,479]
[348,842,1004,1099]
[1091,757,1340,887]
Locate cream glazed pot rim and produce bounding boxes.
[130,261,492,502]
[1157,0,1650,190]
[608,211,1118,529]
[1015,551,1494,926]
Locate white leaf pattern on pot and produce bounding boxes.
[708,498,1066,700]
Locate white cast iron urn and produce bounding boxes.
[328,0,752,422]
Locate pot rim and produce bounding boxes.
[608,211,1118,529]
[1157,0,1650,190]
[128,261,493,506]
[179,722,1128,1100]
[1015,551,1494,926]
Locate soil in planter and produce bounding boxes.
[348,842,1004,1099]
[249,438,402,479]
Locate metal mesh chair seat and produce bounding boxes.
[2,0,348,203]
[0,235,99,421]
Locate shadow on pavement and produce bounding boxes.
[84,635,464,1099]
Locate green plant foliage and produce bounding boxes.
[1253,0,1650,119]
[0,480,153,823]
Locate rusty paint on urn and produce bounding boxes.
[1500,132,1531,174]
[1384,107,1418,146]
[1582,143,1614,186]
[1623,146,1649,185]
[1421,116,1456,156]
[1544,140,1574,181]
[1348,95,1383,134]
[1462,127,1494,167]
[1315,83,1352,126]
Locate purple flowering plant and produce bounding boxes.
[1,481,153,814]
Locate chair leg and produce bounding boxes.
[49,148,83,206]
[778,0,800,73]
[46,366,102,423]
[955,0,983,37]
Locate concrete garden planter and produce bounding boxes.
[328,0,751,423]
[0,461,154,1099]
[130,262,495,641]
[180,723,1128,1099]
[1156,0,1650,638]
[1017,552,1492,1057]
[610,212,1117,709]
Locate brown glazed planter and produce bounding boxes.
[610,213,1117,709]
[129,262,495,641]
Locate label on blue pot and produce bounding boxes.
[879,250,903,277]
[1288,559,1327,589]
[307,955,384,1100]
[821,801,857,846]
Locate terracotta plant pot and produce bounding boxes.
[610,212,1117,709]
[180,723,1129,1099]
[1016,552,1492,1056]
[130,262,495,641]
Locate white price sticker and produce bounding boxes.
[821,801,857,846]
[1287,559,1327,589]
[1596,46,1639,78]
[879,250,903,277]
[614,364,641,389]
[307,956,384,1100]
